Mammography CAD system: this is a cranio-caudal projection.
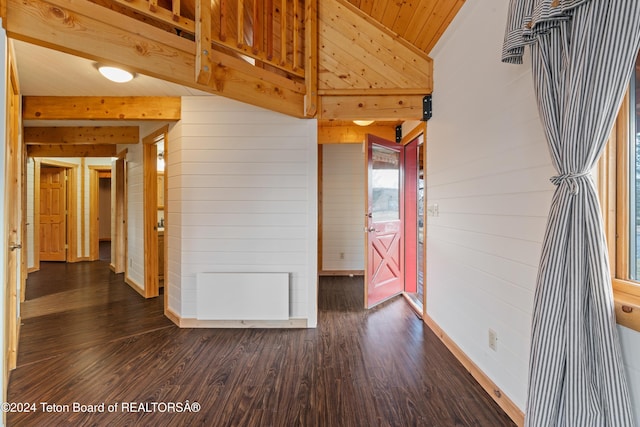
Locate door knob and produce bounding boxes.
[367,227,377,232]
[9,242,21,251]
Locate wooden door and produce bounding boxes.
[5,60,22,371]
[365,135,405,308]
[39,167,67,261]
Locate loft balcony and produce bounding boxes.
[2,0,463,120]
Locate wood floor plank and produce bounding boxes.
[7,262,515,426]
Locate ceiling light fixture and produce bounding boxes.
[353,120,374,126]
[97,65,136,83]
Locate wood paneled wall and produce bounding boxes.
[318,0,432,121]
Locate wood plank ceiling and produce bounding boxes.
[345,0,466,54]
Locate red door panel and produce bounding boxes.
[365,135,404,308]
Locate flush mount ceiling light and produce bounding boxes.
[97,65,136,83]
[353,120,374,126]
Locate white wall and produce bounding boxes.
[620,325,640,421]
[26,158,34,269]
[168,96,318,325]
[322,144,364,271]
[124,138,144,289]
[429,0,640,419]
[427,0,551,410]
[120,123,169,290]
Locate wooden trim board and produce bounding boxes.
[423,314,525,427]
[125,276,145,297]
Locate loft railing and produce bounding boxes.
[216,0,304,76]
[107,0,306,80]
[197,0,306,81]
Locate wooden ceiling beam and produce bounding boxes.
[23,97,180,121]
[24,126,140,145]
[319,88,428,96]
[320,94,425,121]
[27,144,118,158]
[5,0,306,118]
[318,123,397,144]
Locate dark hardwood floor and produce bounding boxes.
[8,261,515,426]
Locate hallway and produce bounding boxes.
[8,262,515,426]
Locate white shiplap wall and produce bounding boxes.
[165,121,182,314]
[427,0,551,410]
[26,158,34,269]
[322,144,365,271]
[430,0,640,418]
[125,142,145,290]
[619,325,640,421]
[120,123,169,291]
[168,96,318,325]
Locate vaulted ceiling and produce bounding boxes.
[345,0,465,53]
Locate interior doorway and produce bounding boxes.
[142,125,168,299]
[112,155,127,273]
[33,158,80,270]
[89,166,112,261]
[99,176,111,261]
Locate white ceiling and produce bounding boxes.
[12,39,210,128]
[12,39,207,97]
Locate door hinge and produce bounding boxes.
[423,95,432,121]
[65,244,68,249]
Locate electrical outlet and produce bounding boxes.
[129,258,133,268]
[488,329,498,352]
[340,252,345,260]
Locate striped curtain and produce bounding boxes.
[502,1,640,426]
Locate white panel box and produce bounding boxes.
[196,272,289,320]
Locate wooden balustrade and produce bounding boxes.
[124,0,306,81]
[208,0,306,78]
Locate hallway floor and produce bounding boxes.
[8,261,515,426]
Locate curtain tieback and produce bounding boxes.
[550,172,590,195]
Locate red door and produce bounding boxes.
[365,135,404,308]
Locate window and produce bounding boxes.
[598,51,640,332]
